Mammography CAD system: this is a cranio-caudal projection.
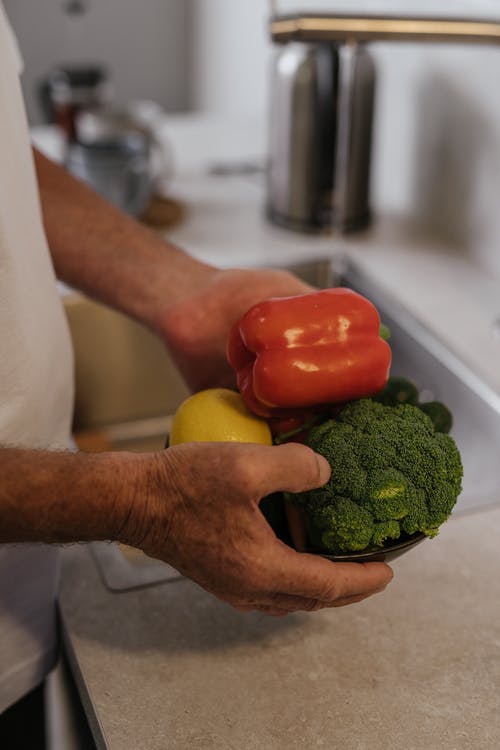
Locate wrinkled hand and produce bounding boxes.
[125,442,393,616]
[159,267,314,392]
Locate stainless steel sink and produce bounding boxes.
[289,257,500,515]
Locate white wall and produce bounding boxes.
[189,0,270,117]
[4,0,189,123]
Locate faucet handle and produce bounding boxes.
[270,14,500,47]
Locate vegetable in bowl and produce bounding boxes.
[224,281,464,557]
[292,396,463,555]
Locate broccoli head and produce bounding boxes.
[295,399,463,553]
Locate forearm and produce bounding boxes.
[34,149,216,333]
[0,447,142,544]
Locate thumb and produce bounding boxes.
[254,442,331,497]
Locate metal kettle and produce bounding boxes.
[268,40,375,234]
[266,10,500,235]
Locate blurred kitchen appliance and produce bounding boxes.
[40,64,157,216]
[66,133,152,216]
[39,65,109,141]
[68,104,174,216]
[267,11,500,235]
[268,40,374,233]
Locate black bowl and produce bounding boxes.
[307,532,427,563]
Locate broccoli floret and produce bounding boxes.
[418,401,453,434]
[309,496,375,553]
[366,468,411,521]
[373,376,419,407]
[294,399,463,554]
[372,520,401,547]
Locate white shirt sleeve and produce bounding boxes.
[0,1,24,75]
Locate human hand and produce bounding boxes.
[123,442,393,616]
[158,267,314,392]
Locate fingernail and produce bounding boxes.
[315,454,331,485]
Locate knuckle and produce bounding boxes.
[284,444,326,491]
[232,450,260,492]
[314,580,342,604]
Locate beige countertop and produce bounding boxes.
[60,504,500,750]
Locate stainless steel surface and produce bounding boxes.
[66,133,152,217]
[270,14,500,46]
[334,43,374,232]
[76,105,174,192]
[267,41,374,234]
[267,43,331,232]
[289,257,500,515]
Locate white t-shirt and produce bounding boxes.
[0,4,74,712]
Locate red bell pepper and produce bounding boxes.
[226,288,391,417]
